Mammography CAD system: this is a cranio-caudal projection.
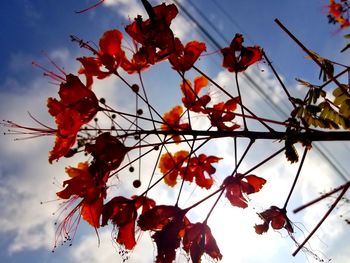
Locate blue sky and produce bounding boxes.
[1,0,350,263]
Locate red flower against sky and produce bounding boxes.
[183,222,223,263]
[159,151,221,189]
[254,206,293,234]
[168,38,206,73]
[78,29,126,85]
[55,162,108,246]
[47,74,99,163]
[138,205,183,231]
[120,46,151,74]
[181,75,211,113]
[85,132,129,172]
[223,173,266,208]
[206,97,240,131]
[182,154,222,189]
[138,205,188,263]
[125,3,178,64]
[221,33,263,72]
[101,195,156,250]
[160,105,190,143]
[328,0,350,28]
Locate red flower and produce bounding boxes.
[120,46,151,74]
[85,132,129,172]
[78,29,126,85]
[168,38,206,73]
[159,151,221,189]
[138,205,183,231]
[125,3,178,64]
[221,33,262,72]
[182,154,222,189]
[183,222,222,263]
[55,162,107,246]
[161,105,190,143]
[206,97,240,131]
[328,0,350,29]
[254,206,293,234]
[47,74,99,163]
[101,195,155,250]
[181,76,211,113]
[138,205,188,263]
[223,173,266,208]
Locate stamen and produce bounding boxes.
[70,35,99,55]
[32,61,66,82]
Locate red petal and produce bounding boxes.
[81,198,102,228]
[47,98,63,117]
[271,214,286,230]
[138,205,181,231]
[86,132,128,171]
[183,223,222,263]
[245,175,266,193]
[49,132,77,164]
[193,75,208,94]
[99,30,123,56]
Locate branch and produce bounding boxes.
[119,129,350,142]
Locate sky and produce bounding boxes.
[1,0,350,263]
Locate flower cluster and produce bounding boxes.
[327,0,350,29]
[4,1,274,262]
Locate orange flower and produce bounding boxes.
[169,38,206,73]
[47,74,99,163]
[223,173,266,208]
[159,151,221,189]
[181,76,211,113]
[161,105,190,143]
[159,150,189,187]
[328,0,350,29]
[183,222,222,263]
[221,33,262,72]
[206,97,240,131]
[254,206,293,234]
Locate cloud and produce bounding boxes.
[69,228,155,263]
[0,87,64,253]
[103,0,145,20]
[0,48,87,254]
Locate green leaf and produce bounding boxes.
[340,99,350,118]
[333,86,345,97]
[334,93,349,106]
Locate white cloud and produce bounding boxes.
[69,229,155,263]
[103,0,145,20]
[0,48,89,254]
